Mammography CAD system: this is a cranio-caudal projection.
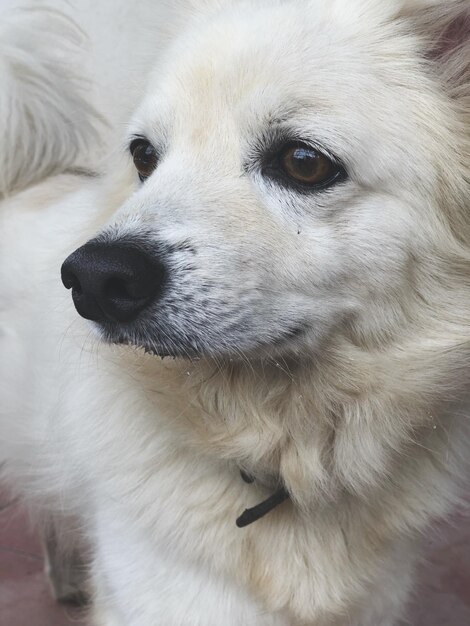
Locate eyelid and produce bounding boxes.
[128,134,164,157]
[245,131,347,192]
[267,138,343,171]
[246,128,343,171]
[129,135,150,155]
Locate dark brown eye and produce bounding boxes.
[278,143,343,188]
[130,138,158,182]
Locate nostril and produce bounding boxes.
[62,268,83,295]
[70,274,83,296]
[104,277,135,302]
[100,273,157,323]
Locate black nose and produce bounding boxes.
[61,241,165,323]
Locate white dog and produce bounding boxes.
[1,1,469,625]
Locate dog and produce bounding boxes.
[1,1,469,624]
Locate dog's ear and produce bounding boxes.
[403,0,470,99]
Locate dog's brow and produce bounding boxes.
[127,118,169,154]
[261,103,308,130]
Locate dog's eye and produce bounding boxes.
[269,142,345,190]
[129,138,158,182]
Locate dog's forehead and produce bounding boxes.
[133,0,441,189]
[144,0,410,127]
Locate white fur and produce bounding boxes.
[0,1,469,625]
[0,7,101,196]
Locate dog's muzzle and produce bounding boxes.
[61,241,166,323]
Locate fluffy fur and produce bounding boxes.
[0,7,102,196]
[0,1,469,625]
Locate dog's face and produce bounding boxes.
[62,0,467,360]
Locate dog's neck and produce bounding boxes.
[236,469,290,527]
[125,299,469,514]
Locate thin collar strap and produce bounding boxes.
[236,471,290,528]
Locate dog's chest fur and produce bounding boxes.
[79,346,467,624]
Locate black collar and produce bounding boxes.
[236,471,290,528]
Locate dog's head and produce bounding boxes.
[62,0,470,362]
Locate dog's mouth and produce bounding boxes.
[100,326,200,359]
[110,337,200,360]
[100,322,308,361]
